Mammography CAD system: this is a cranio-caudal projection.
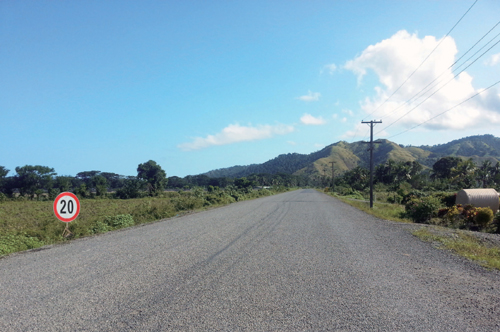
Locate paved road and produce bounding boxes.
[1,189,500,331]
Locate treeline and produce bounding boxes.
[170,173,317,189]
[2,156,499,202]
[0,161,314,201]
[0,160,168,200]
[329,157,500,201]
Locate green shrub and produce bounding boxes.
[442,205,466,228]
[103,214,134,228]
[437,204,497,231]
[91,221,110,234]
[48,188,60,200]
[171,195,204,210]
[344,191,364,200]
[493,211,500,233]
[402,190,428,205]
[396,182,412,197]
[461,204,477,224]
[405,196,440,223]
[115,178,144,199]
[337,186,356,196]
[442,193,456,207]
[474,207,494,227]
[204,192,235,206]
[387,194,403,204]
[0,233,45,256]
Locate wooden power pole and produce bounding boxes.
[329,161,335,188]
[362,120,382,208]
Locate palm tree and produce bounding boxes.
[451,159,477,189]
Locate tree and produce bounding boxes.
[14,165,56,199]
[167,176,188,189]
[76,171,100,192]
[431,157,461,180]
[0,166,8,179]
[451,158,477,189]
[339,166,369,191]
[476,160,493,188]
[99,172,123,189]
[234,177,253,190]
[375,159,398,184]
[92,175,108,196]
[0,166,9,194]
[55,176,72,192]
[137,160,167,196]
[115,177,143,199]
[492,162,500,188]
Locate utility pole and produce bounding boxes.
[329,161,335,188]
[362,120,382,208]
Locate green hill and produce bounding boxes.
[203,134,500,179]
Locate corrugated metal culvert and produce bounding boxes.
[456,188,500,213]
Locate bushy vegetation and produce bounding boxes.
[0,185,290,256]
[326,158,500,234]
[404,196,441,223]
[0,233,45,256]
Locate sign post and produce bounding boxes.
[53,192,80,237]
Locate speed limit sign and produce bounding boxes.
[53,192,80,222]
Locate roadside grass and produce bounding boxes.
[325,192,408,223]
[0,188,290,256]
[412,228,500,270]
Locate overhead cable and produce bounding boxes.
[385,79,500,140]
[379,20,500,122]
[376,36,500,135]
[362,0,479,121]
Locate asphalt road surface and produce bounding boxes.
[1,189,500,331]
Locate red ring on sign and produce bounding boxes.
[53,192,80,222]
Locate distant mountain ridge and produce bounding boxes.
[203,134,500,179]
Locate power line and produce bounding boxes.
[385,79,500,140]
[362,0,479,121]
[390,27,500,118]
[378,20,500,122]
[405,20,500,107]
[376,35,500,135]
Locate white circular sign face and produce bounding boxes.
[53,192,80,222]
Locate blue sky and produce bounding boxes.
[1,0,500,177]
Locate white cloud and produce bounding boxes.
[300,113,326,125]
[486,53,500,66]
[344,30,500,132]
[297,90,321,102]
[178,123,295,151]
[341,117,347,123]
[342,122,388,139]
[342,123,366,139]
[342,109,354,117]
[287,141,297,146]
[323,63,337,75]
